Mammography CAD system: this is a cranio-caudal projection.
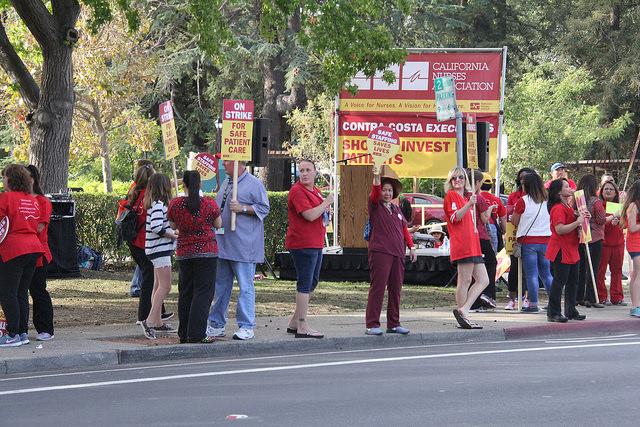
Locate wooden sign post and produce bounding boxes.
[574,189,598,303]
[220,100,254,231]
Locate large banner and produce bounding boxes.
[338,51,504,177]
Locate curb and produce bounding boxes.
[504,319,640,340]
[1,351,119,375]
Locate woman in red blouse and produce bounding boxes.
[576,174,606,308]
[26,165,55,341]
[364,165,416,336]
[168,171,222,343]
[622,180,640,317]
[444,166,489,329]
[0,164,44,347]
[596,180,626,305]
[545,179,588,322]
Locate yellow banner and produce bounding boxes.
[339,136,497,178]
[339,99,500,114]
[161,120,179,161]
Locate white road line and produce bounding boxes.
[545,334,637,344]
[2,340,640,396]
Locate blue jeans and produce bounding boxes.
[208,259,256,330]
[290,249,323,294]
[130,265,142,296]
[522,243,553,304]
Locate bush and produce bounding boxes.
[74,191,290,265]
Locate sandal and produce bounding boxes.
[453,309,472,329]
[294,330,324,339]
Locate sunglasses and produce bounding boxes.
[451,175,465,181]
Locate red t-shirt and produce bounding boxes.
[514,198,550,244]
[168,196,221,258]
[444,190,481,261]
[285,181,326,250]
[475,193,490,241]
[602,201,624,247]
[507,189,524,219]
[0,191,44,262]
[544,178,577,190]
[481,191,506,224]
[35,195,52,267]
[626,204,640,252]
[546,203,579,264]
[130,190,147,249]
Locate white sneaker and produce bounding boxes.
[504,299,516,310]
[36,332,54,341]
[522,297,530,309]
[232,328,254,340]
[206,325,225,337]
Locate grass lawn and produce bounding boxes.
[31,269,457,328]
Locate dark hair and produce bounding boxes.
[183,170,201,214]
[577,174,598,200]
[472,169,484,183]
[399,197,413,223]
[622,180,640,228]
[522,173,547,203]
[136,159,154,169]
[143,173,172,210]
[127,164,155,206]
[26,164,44,196]
[481,182,492,191]
[547,178,567,213]
[2,164,32,193]
[598,180,619,204]
[515,167,536,189]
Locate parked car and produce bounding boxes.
[401,193,446,227]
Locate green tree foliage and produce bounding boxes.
[503,62,632,185]
[285,94,333,172]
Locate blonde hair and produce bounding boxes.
[444,166,471,193]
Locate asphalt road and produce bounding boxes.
[2,334,640,426]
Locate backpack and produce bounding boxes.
[363,217,372,241]
[115,199,142,247]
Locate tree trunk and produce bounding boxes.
[260,55,287,190]
[29,45,75,194]
[99,131,113,193]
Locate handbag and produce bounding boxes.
[513,200,543,258]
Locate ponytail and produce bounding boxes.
[183,170,201,214]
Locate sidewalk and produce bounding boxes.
[2,303,640,375]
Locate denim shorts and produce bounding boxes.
[150,256,172,268]
[629,252,640,259]
[290,248,323,294]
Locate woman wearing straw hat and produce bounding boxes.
[365,165,417,336]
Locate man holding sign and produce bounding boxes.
[207,160,270,341]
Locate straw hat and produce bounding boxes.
[379,165,402,199]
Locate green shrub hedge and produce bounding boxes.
[74,192,289,265]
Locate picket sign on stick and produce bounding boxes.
[574,189,598,303]
[466,113,478,231]
[220,100,254,231]
[159,101,181,195]
[366,126,401,175]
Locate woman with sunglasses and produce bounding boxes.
[444,167,489,329]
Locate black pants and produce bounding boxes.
[577,240,603,304]
[548,252,580,318]
[0,253,38,336]
[471,239,497,309]
[178,257,217,343]
[128,244,155,322]
[30,263,54,334]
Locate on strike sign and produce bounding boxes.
[159,101,180,161]
[366,126,400,167]
[194,153,219,180]
[221,100,254,161]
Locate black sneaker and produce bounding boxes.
[161,312,174,321]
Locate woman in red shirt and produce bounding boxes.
[168,171,222,343]
[0,164,44,347]
[444,166,488,329]
[26,165,55,341]
[125,164,156,325]
[545,179,588,322]
[364,165,417,336]
[597,180,626,305]
[285,160,333,338]
[622,180,640,317]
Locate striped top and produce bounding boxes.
[145,200,175,260]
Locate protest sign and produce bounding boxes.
[366,126,400,169]
[465,113,478,169]
[194,153,219,181]
[221,100,254,162]
[159,101,180,161]
[505,221,517,256]
[605,202,623,216]
[573,190,592,243]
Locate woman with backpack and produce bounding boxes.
[123,164,156,328]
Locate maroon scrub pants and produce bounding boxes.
[366,251,405,329]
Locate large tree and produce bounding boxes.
[0,0,137,193]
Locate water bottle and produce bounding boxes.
[440,236,449,252]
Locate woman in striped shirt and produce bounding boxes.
[141,173,178,339]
